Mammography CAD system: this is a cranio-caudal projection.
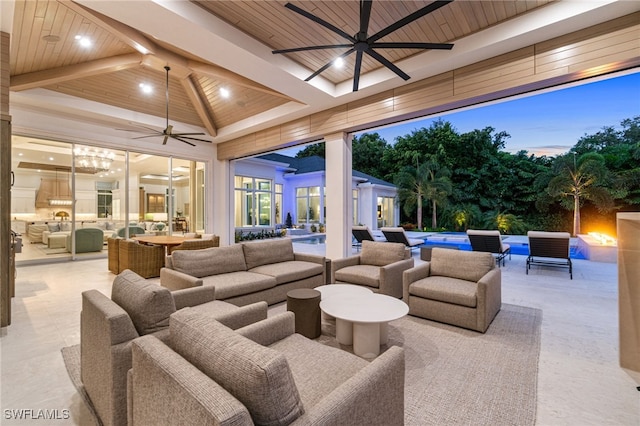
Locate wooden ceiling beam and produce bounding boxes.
[10,53,143,91]
[188,61,299,103]
[181,75,217,137]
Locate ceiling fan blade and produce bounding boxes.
[172,132,206,136]
[368,0,453,43]
[162,135,170,145]
[366,49,410,81]
[172,136,196,147]
[353,50,364,92]
[273,44,353,54]
[172,135,212,143]
[131,134,163,140]
[165,124,173,135]
[284,3,355,42]
[371,42,454,50]
[305,48,355,82]
[360,0,373,35]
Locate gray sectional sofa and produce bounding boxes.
[129,309,405,425]
[160,238,327,306]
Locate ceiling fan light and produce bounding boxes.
[220,87,230,98]
[139,83,153,94]
[334,57,345,68]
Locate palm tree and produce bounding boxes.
[422,158,452,229]
[395,165,427,229]
[541,152,619,236]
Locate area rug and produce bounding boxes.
[62,303,541,426]
[60,346,102,426]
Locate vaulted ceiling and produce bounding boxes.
[4,0,640,149]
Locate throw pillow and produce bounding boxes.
[170,309,304,425]
[47,223,60,232]
[111,269,176,335]
[60,222,72,232]
[171,245,247,277]
[243,239,294,270]
[360,240,406,266]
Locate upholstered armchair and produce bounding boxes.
[402,248,501,333]
[128,310,405,425]
[331,240,414,298]
[67,228,104,253]
[80,270,268,426]
[118,239,164,278]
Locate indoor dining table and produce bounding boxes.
[131,235,187,255]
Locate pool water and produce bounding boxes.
[422,240,586,259]
[294,236,326,244]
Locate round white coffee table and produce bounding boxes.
[314,284,373,320]
[320,293,408,358]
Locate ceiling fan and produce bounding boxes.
[119,66,211,146]
[273,0,455,92]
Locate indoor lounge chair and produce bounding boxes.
[332,240,414,298]
[381,226,424,251]
[526,231,573,279]
[81,269,268,426]
[466,229,511,266]
[402,248,501,333]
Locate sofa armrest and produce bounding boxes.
[81,290,139,346]
[236,312,295,346]
[294,346,405,426]
[160,267,203,291]
[402,263,431,302]
[294,252,325,265]
[379,258,414,298]
[214,301,268,330]
[130,335,252,425]
[331,256,361,283]
[476,268,502,332]
[171,286,216,310]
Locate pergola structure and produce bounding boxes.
[1,1,639,325]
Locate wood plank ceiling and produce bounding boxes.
[9,0,553,139]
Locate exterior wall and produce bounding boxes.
[357,183,399,230]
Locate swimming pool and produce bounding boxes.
[421,239,586,259]
[293,235,326,244]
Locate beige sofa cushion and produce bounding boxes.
[111,269,176,335]
[360,240,406,266]
[249,261,324,285]
[430,248,494,282]
[170,309,304,425]
[409,276,478,308]
[243,239,294,270]
[171,245,247,278]
[201,272,277,300]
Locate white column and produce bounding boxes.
[325,132,352,260]
[211,145,233,245]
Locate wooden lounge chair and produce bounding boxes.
[466,229,511,267]
[526,231,572,279]
[380,227,424,251]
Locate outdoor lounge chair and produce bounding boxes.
[352,225,385,251]
[466,229,511,267]
[381,227,424,251]
[526,231,572,279]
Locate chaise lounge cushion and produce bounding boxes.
[111,269,176,335]
[360,240,406,267]
[170,309,304,425]
[430,248,495,282]
[243,238,294,270]
[172,245,247,278]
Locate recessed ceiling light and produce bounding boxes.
[139,83,153,94]
[334,57,344,68]
[75,35,92,48]
[49,157,54,161]
[220,88,230,98]
[18,153,23,156]
[42,35,60,43]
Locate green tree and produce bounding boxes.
[352,132,393,179]
[537,152,621,236]
[394,164,428,229]
[295,143,325,158]
[422,158,453,229]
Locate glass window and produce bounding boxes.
[377,196,395,228]
[234,176,273,227]
[296,186,321,223]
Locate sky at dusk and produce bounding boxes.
[355,71,640,157]
[280,71,639,158]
